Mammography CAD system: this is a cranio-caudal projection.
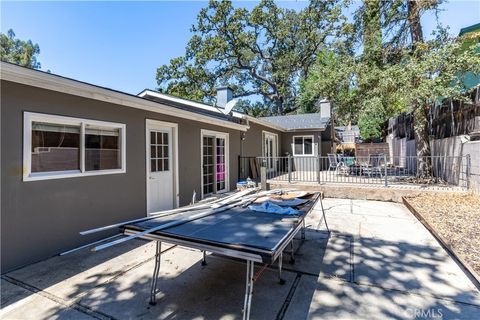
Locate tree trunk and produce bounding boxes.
[276,97,284,115]
[408,0,433,178]
[413,104,432,179]
[363,0,382,66]
[407,0,424,45]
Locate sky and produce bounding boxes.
[1,1,479,95]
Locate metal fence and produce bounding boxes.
[238,155,471,189]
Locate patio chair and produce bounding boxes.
[361,154,384,177]
[327,154,339,172]
[328,153,349,175]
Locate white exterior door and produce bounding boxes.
[263,132,278,173]
[201,129,229,198]
[147,121,175,213]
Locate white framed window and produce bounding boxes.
[200,129,229,198]
[292,135,314,156]
[23,112,126,181]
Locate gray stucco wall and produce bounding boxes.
[1,80,241,272]
[241,122,282,157]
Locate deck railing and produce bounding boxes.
[238,155,471,189]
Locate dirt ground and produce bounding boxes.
[407,193,480,276]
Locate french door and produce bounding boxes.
[201,130,229,197]
[263,132,278,173]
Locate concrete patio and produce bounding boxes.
[1,198,479,319]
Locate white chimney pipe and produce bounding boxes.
[319,99,331,118]
[216,86,233,109]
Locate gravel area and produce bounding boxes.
[406,193,480,276]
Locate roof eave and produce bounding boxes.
[242,115,286,132]
[285,127,327,132]
[1,62,248,131]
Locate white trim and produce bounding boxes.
[139,90,289,133]
[139,90,227,115]
[292,135,315,156]
[200,129,230,199]
[2,62,248,132]
[23,112,126,181]
[145,119,179,213]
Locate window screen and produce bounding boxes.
[304,137,313,155]
[85,126,121,171]
[294,137,303,155]
[31,122,80,172]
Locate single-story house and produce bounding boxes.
[1,61,332,272]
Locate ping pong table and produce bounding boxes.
[121,192,323,320]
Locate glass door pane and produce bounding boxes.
[216,137,226,191]
[150,131,169,173]
[268,138,274,169]
[203,136,214,195]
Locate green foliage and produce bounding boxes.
[386,34,480,108]
[297,0,470,141]
[156,0,346,114]
[0,29,41,69]
[234,99,272,117]
[296,50,358,123]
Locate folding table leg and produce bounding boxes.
[201,250,207,266]
[301,219,306,240]
[149,241,162,305]
[278,253,285,285]
[316,195,330,232]
[242,260,254,320]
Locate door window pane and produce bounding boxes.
[85,126,121,171]
[150,131,156,144]
[202,136,214,195]
[151,159,157,172]
[31,122,80,172]
[151,146,156,158]
[216,137,226,191]
[149,130,169,173]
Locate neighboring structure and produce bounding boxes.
[459,22,480,90]
[1,62,332,272]
[335,124,360,145]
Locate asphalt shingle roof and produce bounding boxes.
[260,113,330,130]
